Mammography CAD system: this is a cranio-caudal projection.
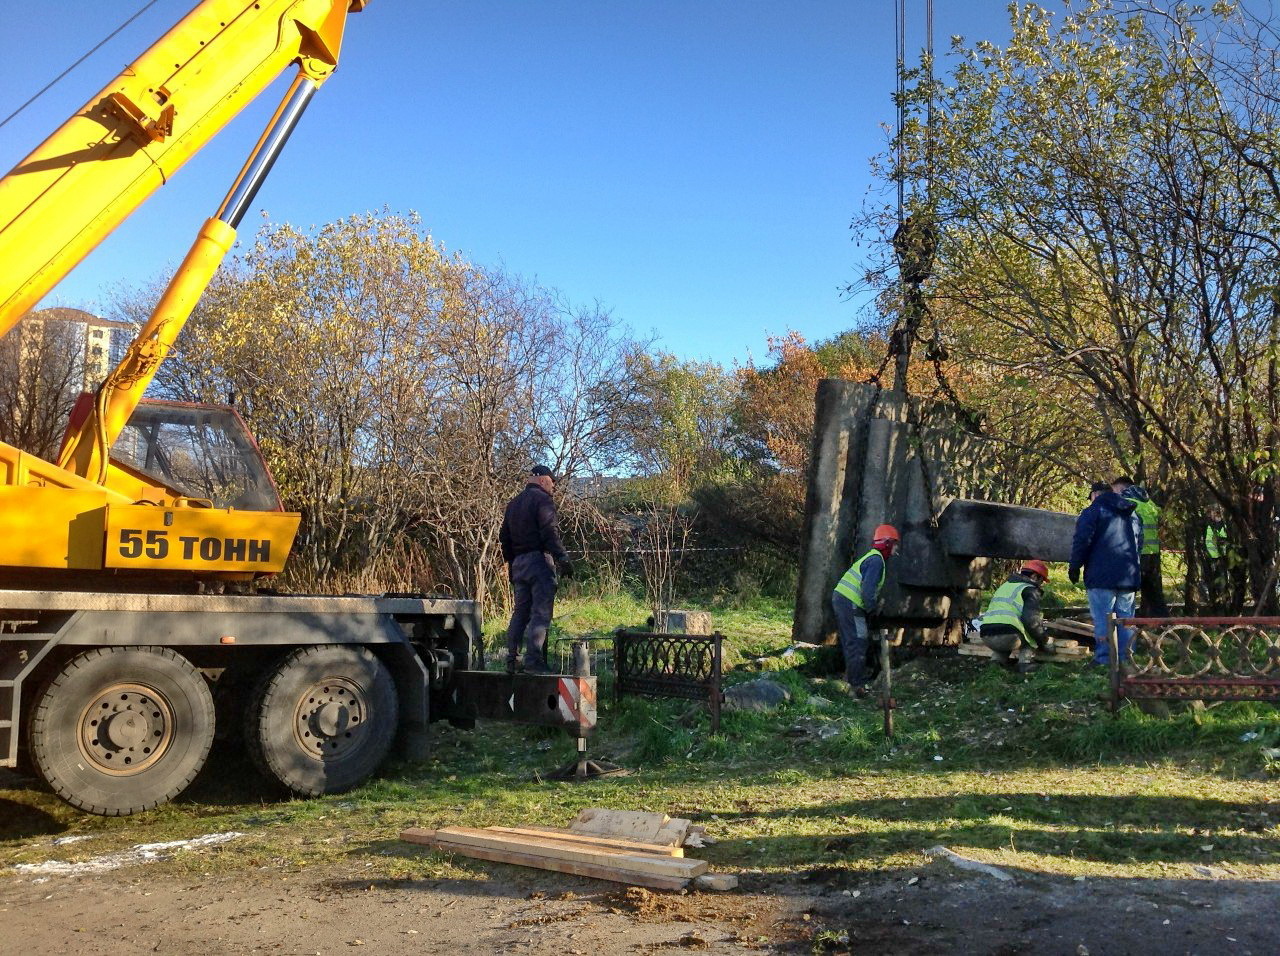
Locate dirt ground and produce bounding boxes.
[1,851,1276,955]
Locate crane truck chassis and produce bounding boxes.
[0,589,596,815]
[0,1,601,815]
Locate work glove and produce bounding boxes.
[1068,567,1080,585]
[556,558,575,580]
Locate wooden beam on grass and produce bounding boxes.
[485,826,684,857]
[400,829,690,890]
[426,826,707,878]
[401,829,696,890]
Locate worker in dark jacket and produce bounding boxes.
[831,524,899,697]
[500,465,573,674]
[980,560,1053,672]
[1069,481,1142,667]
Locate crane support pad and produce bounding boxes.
[448,671,597,736]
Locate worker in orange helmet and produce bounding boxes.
[831,523,900,698]
[979,559,1054,673]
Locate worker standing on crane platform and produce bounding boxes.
[831,524,900,698]
[500,466,574,675]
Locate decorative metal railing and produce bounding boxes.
[1107,615,1280,709]
[613,629,724,732]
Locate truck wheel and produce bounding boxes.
[245,646,397,797]
[28,647,215,816]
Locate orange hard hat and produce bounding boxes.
[872,524,900,544]
[1020,559,1049,580]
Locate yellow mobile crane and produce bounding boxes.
[0,0,595,815]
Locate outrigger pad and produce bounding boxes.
[447,671,597,736]
[547,758,628,781]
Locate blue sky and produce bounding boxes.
[2,1,1012,366]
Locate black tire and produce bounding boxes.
[245,645,397,797]
[28,647,215,816]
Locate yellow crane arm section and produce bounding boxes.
[0,0,367,340]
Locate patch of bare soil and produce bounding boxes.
[766,863,1278,955]
[0,862,801,955]
[0,858,1276,955]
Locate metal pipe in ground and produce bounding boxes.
[881,631,894,738]
[572,640,590,778]
[1107,613,1121,713]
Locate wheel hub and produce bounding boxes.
[78,683,173,775]
[294,678,367,759]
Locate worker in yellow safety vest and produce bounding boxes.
[831,524,900,698]
[979,560,1053,673]
[1112,477,1168,617]
[1204,505,1231,612]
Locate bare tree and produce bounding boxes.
[637,504,692,628]
[0,313,86,459]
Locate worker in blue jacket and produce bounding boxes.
[831,524,899,697]
[1069,481,1142,667]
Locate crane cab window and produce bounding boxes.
[111,400,282,511]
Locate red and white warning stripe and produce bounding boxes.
[557,677,597,734]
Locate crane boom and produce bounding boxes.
[0,0,367,340]
[0,0,368,580]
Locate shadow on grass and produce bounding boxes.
[712,828,1280,869]
[0,795,66,840]
[695,792,1279,868]
[703,793,1271,826]
[175,738,284,808]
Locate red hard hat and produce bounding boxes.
[872,524,900,544]
[1020,559,1049,580]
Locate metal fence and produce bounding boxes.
[1107,614,1280,709]
[613,629,724,732]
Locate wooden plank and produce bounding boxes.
[959,641,1088,661]
[570,808,669,842]
[430,836,702,885]
[486,826,684,857]
[432,826,708,878]
[653,817,692,847]
[1044,644,1089,658]
[401,830,688,890]
[402,827,442,845]
[435,827,705,877]
[1046,618,1095,637]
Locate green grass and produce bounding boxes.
[484,591,796,668]
[3,597,1278,884]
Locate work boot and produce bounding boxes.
[523,659,556,676]
[505,657,520,675]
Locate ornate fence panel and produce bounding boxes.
[613,629,724,732]
[1108,615,1280,709]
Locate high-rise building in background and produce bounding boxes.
[18,307,134,391]
[1,307,135,458]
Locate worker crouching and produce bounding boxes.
[831,524,900,698]
[980,560,1053,673]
